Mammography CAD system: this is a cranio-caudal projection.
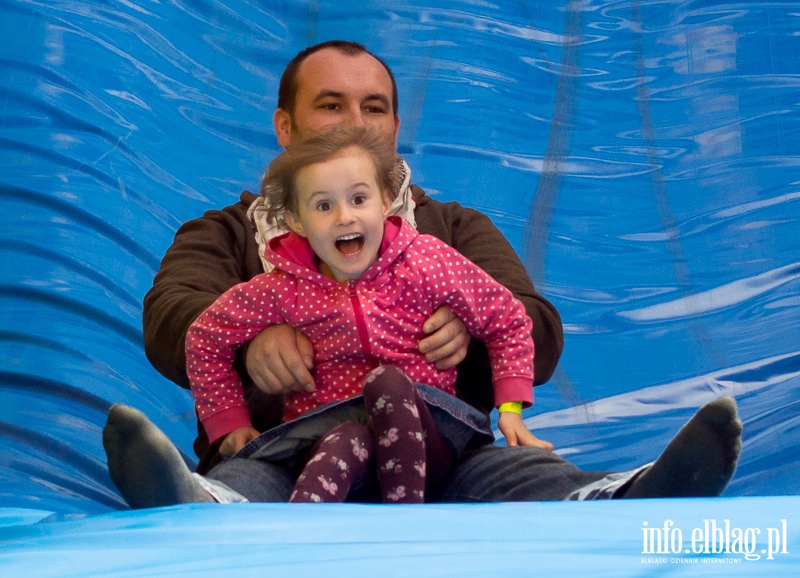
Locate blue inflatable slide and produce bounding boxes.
[1,1,798,576]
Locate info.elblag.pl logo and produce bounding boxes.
[641,518,789,562]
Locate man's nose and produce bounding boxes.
[344,104,365,127]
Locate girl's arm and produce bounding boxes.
[186,275,285,443]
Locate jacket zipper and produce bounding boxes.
[348,282,378,368]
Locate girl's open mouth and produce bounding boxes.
[335,233,365,256]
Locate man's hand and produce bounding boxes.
[498,411,554,451]
[418,306,470,370]
[245,324,315,394]
[220,426,260,456]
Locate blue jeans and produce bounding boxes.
[201,444,649,503]
[233,383,493,468]
[200,382,499,503]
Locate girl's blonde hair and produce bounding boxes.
[261,127,398,224]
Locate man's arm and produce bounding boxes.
[412,187,564,409]
[142,192,265,389]
[446,204,564,384]
[144,192,287,469]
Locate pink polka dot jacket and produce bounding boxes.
[186,216,534,443]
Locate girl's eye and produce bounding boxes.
[317,201,332,211]
[352,195,366,205]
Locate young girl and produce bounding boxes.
[185,127,545,504]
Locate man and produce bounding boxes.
[143,40,562,474]
[105,41,741,507]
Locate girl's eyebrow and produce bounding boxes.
[306,190,330,202]
[309,182,371,196]
[304,182,373,204]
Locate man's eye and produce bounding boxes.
[364,105,386,114]
[321,103,340,110]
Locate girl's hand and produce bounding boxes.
[220,426,260,456]
[498,411,554,451]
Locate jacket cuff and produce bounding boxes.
[493,377,534,408]
[202,405,254,443]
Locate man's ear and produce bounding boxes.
[273,108,292,148]
[284,211,305,236]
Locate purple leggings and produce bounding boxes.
[289,366,453,504]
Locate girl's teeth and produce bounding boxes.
[336,234,365,255]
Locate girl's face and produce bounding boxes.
[286,146,391,282]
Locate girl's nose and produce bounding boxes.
[336,204,355,224]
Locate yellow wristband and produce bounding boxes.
[498,401,523,414]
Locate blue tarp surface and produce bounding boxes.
[1,1,798,575]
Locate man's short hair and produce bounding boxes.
[277,40,399,117]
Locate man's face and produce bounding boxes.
[274,48,400,148]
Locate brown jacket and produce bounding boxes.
[143,186,564,471]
